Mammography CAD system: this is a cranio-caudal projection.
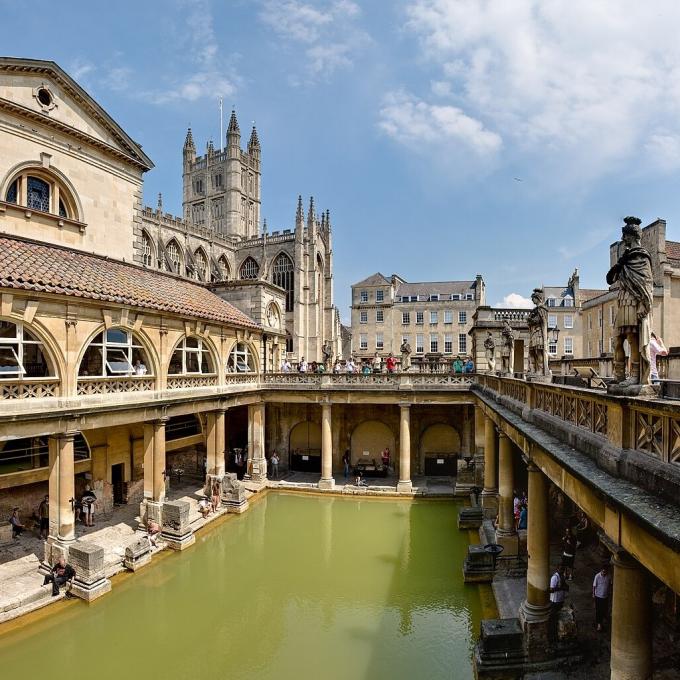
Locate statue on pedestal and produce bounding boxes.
[606,216,655,392]
[527,288,550,377]
[500,320,515,375]
[483,332,496,373]
[322,341,333,367]
[400,340,412,372]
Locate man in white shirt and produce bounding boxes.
[592,564,611,631]
[549,565,568,639]
[280,359,291,372]
[298,357,308,373]
[346,359,356,374]
[649,332,668,381]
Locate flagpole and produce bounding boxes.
[219,96,223,151]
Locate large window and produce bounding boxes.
[360,311,368,324]
[227,343,256,373]
[444,310,453,324]
[166,240,182,274]
[430,334,438,353]
[458,334,467,354]
[548,314,558,329]
[240,257,259,280]
[169,336,214,375]
[272,253,294,312]
[416,334,424,354]
[5,169,77,219]
[79,328,150,377]
[564,314,574,329]
[0,321,54,378]
[142,232,153,267]
[194,249,208,280]
[564,337,573,355]
[359,333,368,350]
[444,334,453,354]
[376,333,384,350]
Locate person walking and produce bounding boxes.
[342,450,351,479]
[38,495,49,539]
[549,565,569,638]
[561,526,577,580]
[592,564,611,631]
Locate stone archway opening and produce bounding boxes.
[289,421,321,472]
[420,423,460,476]
[350,420,395,471]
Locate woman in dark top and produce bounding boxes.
[561,527,577,580]
[81,485,97,527]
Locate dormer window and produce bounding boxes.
[547,298,557,307]
[4,170,77,220]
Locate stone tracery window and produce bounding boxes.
[194,249,207,280]
[218,256,230,281]
[142,232,153,267]
[166,240,182,274]
[78,328,151,377]
[169,336,214,375]
[272,253,294,312]
[4,169,77,220]
[239,257,259,280]
[0,321,54,378]
[227,342,255,373]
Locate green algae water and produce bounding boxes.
[0,494,483,679]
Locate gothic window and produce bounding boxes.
[272,253,294,312]
[0,321,54,378]
[193,178,204,195]
[166,240,182,274]
[218,256,230,281]
[142,232,153,267]
[227,342,255,373]
[194,249,207,281]
[169,336,214,375]
[192,202,205,225]
[213,173,223,189]
[239,257,259,280]
[4,170,77,219]
[78,328,150,377]
[211,199,223,219]
[285,333,293,354]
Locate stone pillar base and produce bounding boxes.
[139,499,163,528]
[224,499,249,514]
[70,577,112,602]
[68,541,112,602]
[41,536,75,574]
[161,500,195,551]
[481,490,498,518]
[318,477,335,490]
[397,480,413,493]
[453,481,474,497]
[124,536,153,571]
[519,600,552,660]
[249,457,267,483]
[496,530,519,557]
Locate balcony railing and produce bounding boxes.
[166,375,219,390]
[0,378,60,399]
[262,372,475,388]
[76,376,156,395]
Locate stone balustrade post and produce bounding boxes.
[319,401,335,489]
[397,403,412,493]
[248,401,267,482]
[481,415,498,517]
[495,432,517,555]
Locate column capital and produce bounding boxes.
[497,429,508,439]
[525,459,541,473]
[398,402,411,411]
[153,416,170,426]
[611,550,640,571]
[50,430,80,443]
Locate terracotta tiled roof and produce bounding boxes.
[667,240,680,260]
[0,236,260,329]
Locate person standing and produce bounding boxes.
[453,357,463,374]
[385,354,397,373]
[549,565,568,637]
[561,527,577,580]
[298,357,308,373]
[38,495,49,539]
[210,481,221,512]
[270,451,280,479]
[81,485,97,527]
[342,450,351,479]
[517,504,527,531]
[381,447,391,473]
[280,358,291,372]
[649,332,668,381]
[592,564,611,631]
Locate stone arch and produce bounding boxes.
[217,255,231,281]
[419,423,460,476]
[350,420,395,465]
[167,334,219,375]
[224,338,260,373]
[289,421,322,453]
[193,246,209,281]
[141,229,155,268]
[165,237,184,274]
[239,256,260,280]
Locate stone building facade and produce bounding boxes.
[350,273,486,363]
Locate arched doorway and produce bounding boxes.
[289,421,321,472]
[350,420,395,475]
[420,423,460,476]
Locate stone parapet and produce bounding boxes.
[221,473,249,513]
[161,500,195,550]
[124,536,152,571]
[68,541,111,602]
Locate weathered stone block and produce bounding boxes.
[161,500,195,550]
[124,536,152,571]
[458,506,483,530]
[221,473,249,513]
[68,541,111,602]
[473,618,527,679]
[0,523,13,546]
[463,544,494,583]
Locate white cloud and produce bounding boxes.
[399,0,680,177]
[495,293,533,309]
[259,0,368,81]
[378,90,502,156]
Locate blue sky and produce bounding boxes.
[5,0,680,321]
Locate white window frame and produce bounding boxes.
[376,310,384,324]
[169,336,214,375]
[444,310,453,324]
[564,337,573,355]
[79,328,147,377]
[458,334,467,354]
[430,311,438,324]
[228,342,255,373]
[376,290,384,302]
[416,334,424,354]
[360,290,368,303]
[376,333,384,350]
[564,314,574,329]
[359,334,368,350]
[548,314,558,328]
[547,297,556,307]
[563,296,574,307]
[360,311,368,324]
[444,334,453,354]
[416,311,424,325]
[402,312,410,325]
[430,334,438,353]
[458,311,467,324]
[548,340,558,355]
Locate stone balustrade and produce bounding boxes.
[76,376,156,395]
[0,378,59,399]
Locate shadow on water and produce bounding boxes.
[0,493,482,680]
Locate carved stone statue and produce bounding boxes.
[500,320,515,375]
[527,288,550,377]
[400,340,412,372]
[606,216,655,391]
[483,332,496,373]
[322,341,332,365]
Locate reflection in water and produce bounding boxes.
[0,494,481,680]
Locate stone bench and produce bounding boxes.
[124,536,152,572]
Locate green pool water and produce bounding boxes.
[0,494,483,680]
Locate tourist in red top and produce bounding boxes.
[385,353,397,373]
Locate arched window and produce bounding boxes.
[166,240,182,274]
[4,169,78,219]
[218,256,230,281]
[272,253,294,312]
[194,249,207,281]
[0,321,55,378]
[285,333,294,354]
[169,336,214,375]
[227,342,256,373]
[239,257,259,280]
[78,328,151,377]
[142,232,153,267]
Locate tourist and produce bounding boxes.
[80,484,97,527]
[549,565,568,637]
[280,358,291,372]
[42,556,76,597]
[362,362,372,375]
[298,357,308,373]
[453,357,464,374]
[355,468,366,486]
[333,360,342,373]
[342,450,351,479]
[9,507,24,539]
[134,359,147,375]
[211,480,221,512]
[198,497,211,519]
[346,358,356,374]
[592,564,611,631]
[270,451,280,479]
[373,352,382,373]
[518,504,527,531]
[38,495,49,539]
[316,362,325,373]
[310,361,318,373]
[147,519,161,547]
[561,527,577,580]
[385,353,397,373]
[381,447,391,472]
[513,491,521,528]
[464,358,474,373]
[649,332,668,381]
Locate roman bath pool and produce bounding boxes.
[0,493,486,679]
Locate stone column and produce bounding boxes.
[141,417,167,525]
[319,401,335,489]
[519,460,551,655]
[495,432,517,555]
[397,403,412,493]
[611,552,652,680]
[45,432,77,564]
[481,416,498,517]
[248,402,267,482]
[205,408,226,493]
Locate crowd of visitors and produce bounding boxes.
[280,354,476,375]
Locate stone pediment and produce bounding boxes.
[0,57,153,171]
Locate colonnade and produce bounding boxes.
[481,412,655,679]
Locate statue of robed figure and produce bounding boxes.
[500,320,515,375]
[484,332,496,373]
[606,216,654,390]
[400,340,412,372]
[527,288,550,377]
